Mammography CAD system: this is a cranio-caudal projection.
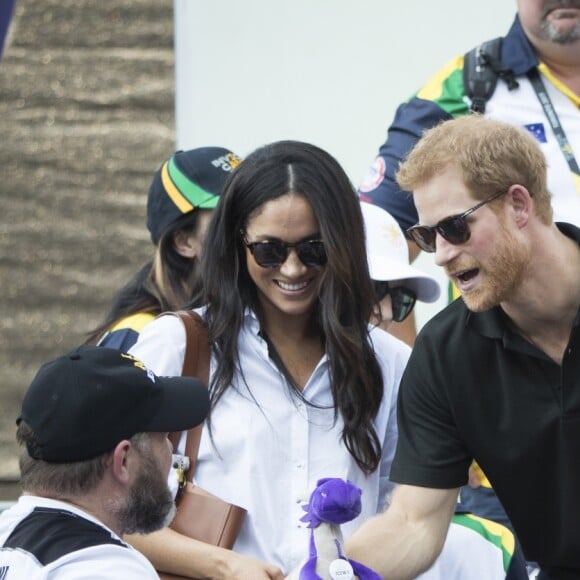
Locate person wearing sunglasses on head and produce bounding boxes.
[360,201,440,340]
[127,140,411,579]
[347,115,580,580]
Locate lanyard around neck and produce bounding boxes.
[527,68,580,175]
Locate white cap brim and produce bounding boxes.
[367,251,441,303]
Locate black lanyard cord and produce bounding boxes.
[527,67,580,175]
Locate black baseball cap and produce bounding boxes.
[17,345,210,463]
[147,146,242,244]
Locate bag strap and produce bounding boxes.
[463,37,518,114]
[165,310,210,481]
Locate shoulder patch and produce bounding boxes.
[3,507,126,566]
[359,156,386,193]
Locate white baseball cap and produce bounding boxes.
[361,201,441,303]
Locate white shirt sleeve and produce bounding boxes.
[129,313,192,487]
[48,544,159,579]
[129,313,187,376]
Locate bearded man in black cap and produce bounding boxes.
[0,345,209,579]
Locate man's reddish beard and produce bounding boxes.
[450,224,531,312]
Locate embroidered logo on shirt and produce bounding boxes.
[524,123,547,143]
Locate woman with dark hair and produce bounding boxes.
[85,146,241,350]
[128,140,410,579]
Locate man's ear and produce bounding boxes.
[173,229,200,258]
[507,185,531,228]
[110,440,132,485]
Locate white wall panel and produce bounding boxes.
[174,1,516,328]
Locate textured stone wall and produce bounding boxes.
[0,0,175,489]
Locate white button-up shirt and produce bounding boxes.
[130,309,410,574]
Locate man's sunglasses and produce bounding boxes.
[244,238,327,268]
[373,281,417,323]
[406,190,507,253]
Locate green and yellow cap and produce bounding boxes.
[147,147,242,244]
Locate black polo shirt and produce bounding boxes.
[390,223,580,575]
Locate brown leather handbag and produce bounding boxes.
[157,310,246,580]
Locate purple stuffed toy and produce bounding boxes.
[287,478,381,580]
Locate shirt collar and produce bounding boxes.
[502,15,540,75]
[467,222,580,346]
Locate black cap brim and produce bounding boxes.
[142,375,210,433]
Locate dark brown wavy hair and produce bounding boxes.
[200,140,384,474]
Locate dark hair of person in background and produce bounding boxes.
[85,211,206,345]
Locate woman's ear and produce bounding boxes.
[173,229,201,258]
